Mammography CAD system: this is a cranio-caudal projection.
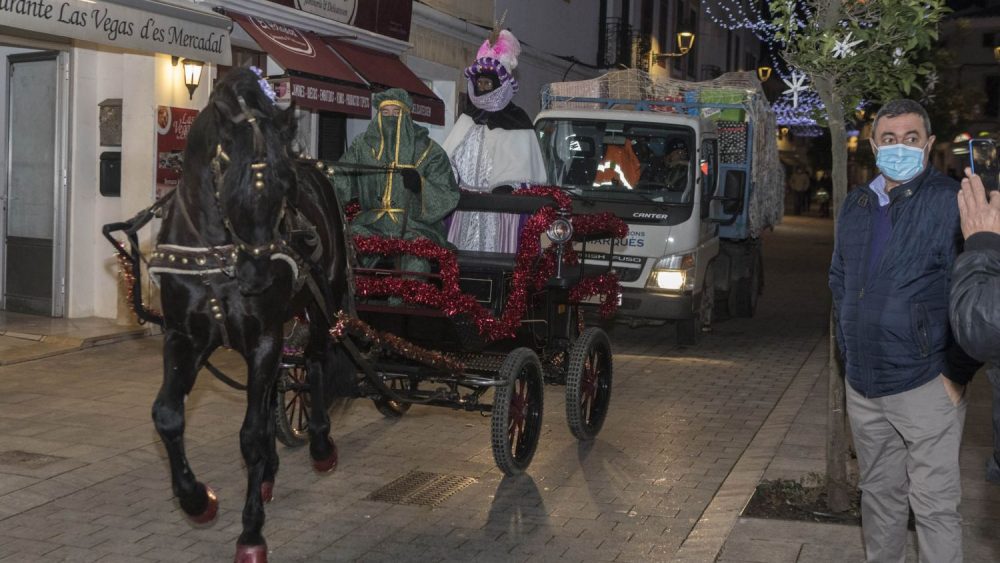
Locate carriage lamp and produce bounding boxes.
[648,32,696,66]
[757,66,773,82]
[546,218,574,244]
[647,252,696,291]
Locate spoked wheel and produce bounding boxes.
[275,361,311,447]
[565,328,613,441]
[491,348,544,476]
[372,376,413,418]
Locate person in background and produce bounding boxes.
[443,28,547,253]
[333,89,459,275]
[789,166,811,215]
[949,169,1000,483]
[829,99,980,563]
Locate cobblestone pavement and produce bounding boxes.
[0,216,921,562]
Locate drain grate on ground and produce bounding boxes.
[0,450,67,469]
[366,470,477,507]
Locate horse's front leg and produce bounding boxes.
[235,333,282,562]
[306,318,338,472]
[153,330,218,523]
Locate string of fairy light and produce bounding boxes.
[702,0,827,136]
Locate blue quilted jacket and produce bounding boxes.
[829,166,977,398]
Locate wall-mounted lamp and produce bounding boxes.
[171,56,204,100]
[648,32,695,67]
[994,46,1000,63]
[756,66,772,82]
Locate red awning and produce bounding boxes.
[229,12,371,117]
[324,38,445,126]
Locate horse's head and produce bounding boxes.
[201,67,299,295]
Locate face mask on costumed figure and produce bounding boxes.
[466,29,521,113]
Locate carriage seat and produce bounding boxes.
[455,250,517,273]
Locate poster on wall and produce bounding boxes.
[156,106,199,199]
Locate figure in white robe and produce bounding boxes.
[444,29,548,254]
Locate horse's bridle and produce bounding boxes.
[150,92,303,287]
[208,94,291,260]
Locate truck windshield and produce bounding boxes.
[535,119,696,203]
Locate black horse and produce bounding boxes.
[149,68,350,562]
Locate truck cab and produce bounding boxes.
[534,71,782,345]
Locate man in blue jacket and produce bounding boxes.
[830,99,979,563]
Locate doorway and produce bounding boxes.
[2,49,69,316]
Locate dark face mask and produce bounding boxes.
[473,73,501,96]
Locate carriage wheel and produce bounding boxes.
[372,377,413,418]
[565,327,613,441]
[275,361,311,447]
[491,348,544,476]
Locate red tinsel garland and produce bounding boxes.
[330,311,464,373]
[352,197,626,340]
[116,253,161,323]
[568,272,622,318]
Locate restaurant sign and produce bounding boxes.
[0,0,232,65]
[269,75,371,117]
[294,0,357,23]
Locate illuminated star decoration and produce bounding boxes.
[892,47,905,67]
[782,72,809,109]
[831,32,863,59]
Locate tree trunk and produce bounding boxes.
[814,75,852,513]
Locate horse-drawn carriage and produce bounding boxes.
[274,187,624,475]
[103,68,625,561]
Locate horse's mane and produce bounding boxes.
[179,67,298,237]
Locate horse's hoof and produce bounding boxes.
[234,543,268,563]
[312,438,338,473]
[260,481,274,503]
[189,485,218,524]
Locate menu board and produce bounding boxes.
[155,106,199,200]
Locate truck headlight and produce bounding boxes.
[647,252,696,291]
[651,270,686,290]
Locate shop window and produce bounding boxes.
[318,112,347,161]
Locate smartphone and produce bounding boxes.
[969,138,999,191]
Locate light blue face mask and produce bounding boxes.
[875,143,927,182]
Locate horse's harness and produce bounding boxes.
[148,94,332,346]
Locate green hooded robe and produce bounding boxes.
[333,89,459,274]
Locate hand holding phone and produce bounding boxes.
[969,138,999,192]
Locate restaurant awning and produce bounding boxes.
[228,12,372,117]
[324,38,446,126]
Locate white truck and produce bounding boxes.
[534,70,784,344]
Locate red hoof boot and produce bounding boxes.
[234,543,268,563]
[312,438,338,473]
[260,481,274,504]
[189,485,219,524]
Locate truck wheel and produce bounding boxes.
[677,267,714,345]
[730,252,761,318]
[565,328,613,441]
[491,348,544,476]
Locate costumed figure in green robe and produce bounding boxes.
[333,89,459,275]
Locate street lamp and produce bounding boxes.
[182,60,204,100]
[648,32,696,67]
[757,66,772,82]
[172,56,205,100]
